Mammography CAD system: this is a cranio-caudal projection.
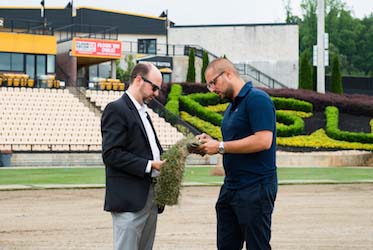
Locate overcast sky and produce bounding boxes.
[2,0,372,25]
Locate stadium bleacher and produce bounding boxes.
[0,87,184,153]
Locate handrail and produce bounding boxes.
[235,63,288,89]
[148,98,201,136]
[120,40,288,88]
[55,24,118,43]
[0,17,54,35]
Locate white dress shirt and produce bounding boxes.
[126,92,160,177]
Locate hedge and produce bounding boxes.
[325,106,373,143]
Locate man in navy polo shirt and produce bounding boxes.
[198,58,277,250]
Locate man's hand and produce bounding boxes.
[151,160,166,171]
[196,133,212,142]
[199,139,220,155]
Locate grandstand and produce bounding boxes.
[0,86,184,155]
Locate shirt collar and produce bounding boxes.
[230,81,253,110]
[236,81,253,99]
[126,91,147,114]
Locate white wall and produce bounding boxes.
[168,24,299,88]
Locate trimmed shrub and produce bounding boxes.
[201,51,209,83]
[272,97,313,113]
[276,111,305,137]
[165,84,182,115]
[299,50,313,90]
[186,48,196,82]
[179,96,223,126]
[331,53,343,94]
[325,106,373,143]
[180,112,222,140]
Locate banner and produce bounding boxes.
[72,38,122,58]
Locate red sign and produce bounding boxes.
[72,38,122,58]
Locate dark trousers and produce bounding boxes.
[216,181,277,250]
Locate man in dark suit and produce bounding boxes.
[101,62,166,250]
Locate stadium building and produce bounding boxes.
[0,5,298,166]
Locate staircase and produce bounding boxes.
[183,44,287,88]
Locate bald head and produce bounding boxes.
[130,62,161,85]
[205,58,240,78]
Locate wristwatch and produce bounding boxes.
[218,141,225,154]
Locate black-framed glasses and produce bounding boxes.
[141,76,160,92]
[207,71,225,91]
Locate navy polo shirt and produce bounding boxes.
[221,82,277,189]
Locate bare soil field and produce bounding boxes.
[0,184,372,250]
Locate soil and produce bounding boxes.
[0,184,372,250]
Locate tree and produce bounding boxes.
[201,51,209,83]
[299,50,313,90]
[186,48,196,82]
[283,0,301,23]
[116,60,125,82]
[123,54,135,83]
[331,53,343,94]
[296,0,368,76]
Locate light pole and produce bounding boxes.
[160,10,169,56]
[317,0,325,93]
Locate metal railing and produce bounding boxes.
[235,63,288,88]
[148,98,201,136]
[55,24,118,43]
[121,40,288,88]
[0,18,54,35]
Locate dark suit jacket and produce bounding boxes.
[101,93,163,212]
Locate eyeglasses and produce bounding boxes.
[207,71,225,91]
[141,76,160,92]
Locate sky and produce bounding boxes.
[1,0,372,25]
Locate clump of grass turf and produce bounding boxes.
[154,136,203,206]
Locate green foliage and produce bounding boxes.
[276,111,305,137]
[294,0,373,76]
[188,92,221,106]
[115,60,125,82]
[272,96,313,112]
[165,84,182,114]
[278,128,373,151]
[186,48,196,82]
[179,96,222,126]
[278,110,312,119]
[123,54,135,83]
[325,106,373,143]
[201,51,209,83]
[206,103,229,113]
[331,53,343,94]
[180,112,222,140]
[371,119,373,134]
[164,84,183,124]
[299,50,313,90]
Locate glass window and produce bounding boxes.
[0,52,11,71]
[138,39,157,54]
[99,62,110,78]
[36,55,46,77]
[89,64,98,81]
[47,55,55,73]
[26,55,35,79]
[11,53,24,71]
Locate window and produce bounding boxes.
[11,53,24,71]
[36,55,46,77]
[0,53,11,71]
[0,52,24,71]
[138,39,157,54]
[26,55,35,79]
[47,55,55,74]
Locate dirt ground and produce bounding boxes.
[0,184,372,250]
